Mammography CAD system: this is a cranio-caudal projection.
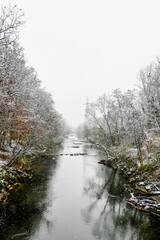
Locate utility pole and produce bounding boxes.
[84,98,89,140]
[84,98,89,122]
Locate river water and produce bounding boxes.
[0,135,160,240]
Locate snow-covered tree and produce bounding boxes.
[139,61,160,129]
[0,5,64,166]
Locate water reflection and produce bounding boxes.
[82,152,160,240]
[0,138,160,240]
[0,155,59,240]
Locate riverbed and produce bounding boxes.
[0,136,160,240]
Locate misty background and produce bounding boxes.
[1,0,160,127]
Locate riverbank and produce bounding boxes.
[97,144,160,217]
[0,152,55,203]
[0,165,32,203]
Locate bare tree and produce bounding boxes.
[0,5,24,46]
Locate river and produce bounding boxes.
[0,135,160,240]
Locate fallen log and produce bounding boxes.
[125,193,160,217]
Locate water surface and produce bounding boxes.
[0,136,160,239]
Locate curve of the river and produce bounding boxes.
[1,135,160,240]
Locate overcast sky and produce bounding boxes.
[1,0,160,127]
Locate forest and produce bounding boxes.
[0,5,66,201]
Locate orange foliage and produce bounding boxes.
[13,163,21,169]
